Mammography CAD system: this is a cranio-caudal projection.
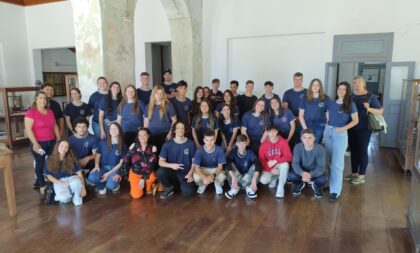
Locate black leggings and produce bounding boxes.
[156,167,195,196]
[348,128,372,175]
[150,132,168,154]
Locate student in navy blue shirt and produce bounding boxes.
[210,78,223,108]
[219,104,240,155]
[45,139,86,205]
[241,98,271,156]
[192,130,226,195]
[269,97,296,142]
[191,99,219,148]
[346,76,383,185]
[224,134,261,199]
[162,68,177,99]
[299,78,329,144]
[136,72,152,106]
[170,80,192,125]
[324,81,359,202]
[157,121,196,199]
[88,122,126,195]
[64,88,91,135]
[144,85,177,153]
[98,81,122,140]
[260,81,281,112]
[214,90,240,118]
[117,84,145,147]
[68,117,98,174]
[283,72,307,116]
[89,76,108,139]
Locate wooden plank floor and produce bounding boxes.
[0,137,414,253]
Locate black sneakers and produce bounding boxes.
[160,186,174,199]
[329,193,340,202]
[292,182,305,196]
[311,184,323,199]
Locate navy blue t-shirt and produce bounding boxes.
[193,145,226,168]
[352,93,382,130]
[163,83,177,96]
[144,102,176,135]
[136,88,152,106]
[170,97,192,124]
[191,115,220,144]
[69,134,98,159]
[88,91,107,123]
[215,103,240,116]
[160,138,196,174]
[44,161,81,180]
[118,102,145,132]
[299,96,329,125]
[64,102,92,124]
[271,109,295,132]
[220,118,240,144]
[327,100,358,127]
[283,88,307,116]
[99,97,119,122]
[241,112,271,141]
[228,148,259,174]
[97,140,127,167]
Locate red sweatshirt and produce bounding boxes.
[258,136,292,172]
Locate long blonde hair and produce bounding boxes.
[352,76,367,90]
[147,85,168,120]
[118,84,139,115]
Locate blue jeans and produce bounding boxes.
[323,125,348,196]
[53,175,83,205]
[31,139,56,186]
[306,122,326,144]
[288,171,327,187]
[87,165,120,191]
[92,121,101,139]
[227,164,257,189]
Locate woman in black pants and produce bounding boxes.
[345,76,383,184]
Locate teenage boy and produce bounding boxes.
[288,129,327,199]
[157,121,196,199]
[41,83,65,137]
[192,130,226,195]
[137,72,152,106]
[225,134,261,199]
[260,81,281,111]
[229,80,239,99]
[210,78,223,108]
[162,68,177,99]
[237,80,258,119]
[68,117,98,174]
[170,80,192,125]
[259,124,292,198]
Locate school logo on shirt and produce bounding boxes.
[84,141,89,149]
[318,102,324,108]
[243,161,248,168]
[115,150,120,156]
[281,116,287,122]
[80,109,86,115]
[184,148,190,155]
[184,105,189,111]
[259,120,264,126]
[300,94,305,98]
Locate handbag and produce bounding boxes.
[368,112,383,132]
[44,180,57,205]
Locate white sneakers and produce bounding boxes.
[268,178,278,188]
[276,185,284,198]
[197,185,207,195]
[214,184,223,195]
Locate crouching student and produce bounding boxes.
[120,128,157,199]
[157,121,196,199]
[288,129,327,199]
[224,134,261,199]
[259,124,292,198]
[192,130,226,195]
[45,140,86,205]
[88,122,126,195]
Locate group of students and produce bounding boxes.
[24,69,383,206]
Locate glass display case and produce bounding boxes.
[396,79,420,172]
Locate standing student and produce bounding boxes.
[191,99,219,148]
[229,80,239,99]
[203,87,211,101]
[219,104,240,155]
[324,81,359,202]
[45,140,86,206]
[157,121,196,199]
[68,117,98,174]
[237,80,258,119]
[89,76,109,138]
[64,88,91,135]
[269,97,296,142]
[162,68,177,99]
[117,84,145,147]
[192,130,226,195]
[260,81,281,112]
[224,134,261,199]
[88,122,126,195]
[144,85,177,152]
[120,128,158,199]
[137,72,152,106]
[192,86,204,117]
[214,90,240,118]
[345,76,383,184]
[258,124,292,198]
[41,83,65,138]
[299,78,329,144]
[210,79,223,108]
[98,81,122,139]
[288,129,327,199]
[241,99,271,155]
[170,80,192,125]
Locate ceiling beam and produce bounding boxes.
[0,0,64,6]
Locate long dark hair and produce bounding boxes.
[107,122,124,154]
[269,97,284,117]
[193,99,215,131]
[106,81,122,115]
[47,140,78,174]
[336,81,352,112]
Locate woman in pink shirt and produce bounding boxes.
[24,91,60,191]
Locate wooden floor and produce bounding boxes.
[0,137,414,253]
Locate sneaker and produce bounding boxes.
[160,186,174,199]
[344,174,358,181]
[197,185,207,195]
[245,186,257,199]
[214,184,223,195]
[311,184,323,199]
[351,176,365,185]
[275,185,284,198]
[98,188,107,195]
[292,182,305,196]
[328,193,340,202]
[268,179,278,188]
[112,185,120,193]
[225,188,238,199]
[39,186,46,195]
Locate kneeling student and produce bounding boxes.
[259,124,292,198]
[44,140,86,206]
[192,130,226,195]
[225,134,261,199]
[288,129,327,199]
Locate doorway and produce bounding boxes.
[145,42,172,86]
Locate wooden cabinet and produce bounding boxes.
[0,87,38,148]
[42,72,77,97]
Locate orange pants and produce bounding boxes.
[128,170,157,199]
